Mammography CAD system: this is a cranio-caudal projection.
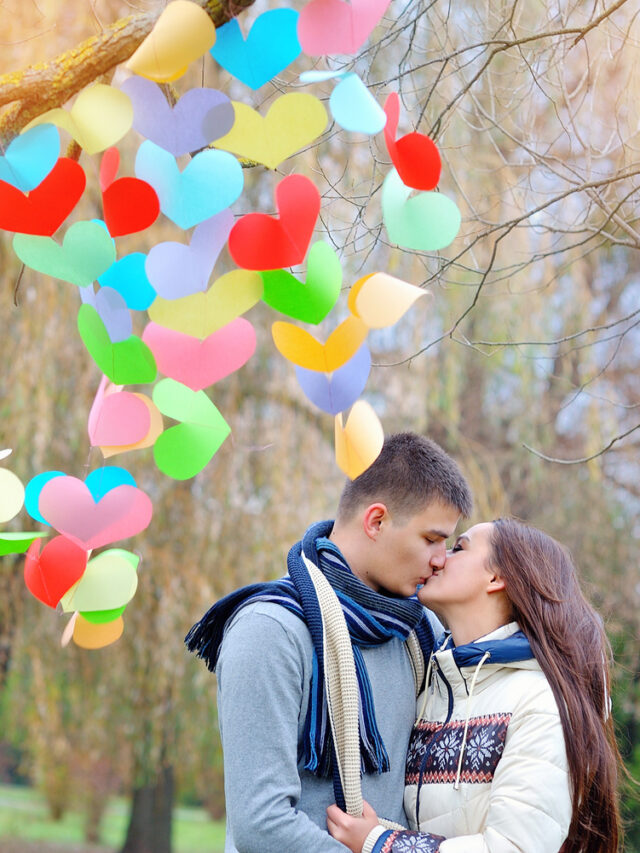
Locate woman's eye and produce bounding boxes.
[451,544,462,552]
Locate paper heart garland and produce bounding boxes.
[98,252,156,310]
[272,316,368,372]
[334,400,384,479]
[120,76,234,156]
[135,141,243,230]
[88,378,152,447]
[142,318,257,391]
[297,0,391,56]
[295,343,371,415]
[213,93,327,170]
[383,93,441,190]
[60,548,139,613]
[0,467,25,523]
[78,304,157,385]
[0,158,85,236]
[228,174,320,270]
[348,272,427,328]
[24,536,89,608]
[152,378,230,480]
[100,148,160,237]
[382,168,461,251]
[13,220,116,288]
[210,10,301,90]
[38,475,153,550]
[0,123,60,192]
[0,531,48,557]
[72,613,124,649]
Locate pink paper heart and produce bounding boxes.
[142,318,256,391]
[38,476,153,550]
[297,0,391,56]
[88,380,152,447]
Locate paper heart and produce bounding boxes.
[0,468,24,524]
[334,400,384,479]
[152,378,230,480]
[13,220,116,288]
[101,148,160,237]
[126,0,216,83]
[121,77,234,156]
[228,174,320,271]
[214,93,327,170]
[144,209,234,299]
[135,140,243,229]
[306,72,386,135]
[98,252,155,311]
[38,476,153,550]
[272,316,368,372]
[24,536,89,608]
[142,318,256,391]
[60,548,139,613]
[0,158,85,236]
[295,343,371,415]
[148,270,263,338]
[348,272,427,328]
[88,378,151,447]
[382,168,461,251]
[260,241,341,324]
[78,304,157,385]
[72,613,124,649]
[211,10,301,90]
[87,287,133,343]
[0,531,48,557]
[84,466,136,500]
[26,84,133,154]
[25,471,65,524]
[383,93,441,191]
[0,124,60,192]
[297,0,391,56]
[99,394,164,459]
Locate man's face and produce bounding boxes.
[364,501,461,598]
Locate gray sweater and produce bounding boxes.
[216,600,420,852]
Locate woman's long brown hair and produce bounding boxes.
[490,518,621,853]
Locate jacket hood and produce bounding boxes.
[437,622,538,673]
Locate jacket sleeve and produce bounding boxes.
[216,605,349,853]
[368,705,571,853]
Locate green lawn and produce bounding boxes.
[0,784,226,852]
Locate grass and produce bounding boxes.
[0,783,226,852]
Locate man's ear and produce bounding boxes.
[486,574,506,595]
[362,503,388,540]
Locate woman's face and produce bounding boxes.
[417,522,496,615]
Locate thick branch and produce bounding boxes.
[0,0,255,145]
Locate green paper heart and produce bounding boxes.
[0,531,48,556]
[382,168,461,252]
[78,304,157,385]
[260,241,341,325]
[13,221,116,288]
[80,605,127,624]
[152,378,230,480]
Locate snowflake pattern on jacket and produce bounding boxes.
[379,829,446,852]
[405,713,511,784]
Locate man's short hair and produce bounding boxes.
[336,432,472,522]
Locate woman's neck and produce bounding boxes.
[442,607,509,647]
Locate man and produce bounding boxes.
[186,432,472,852]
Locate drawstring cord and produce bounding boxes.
[454,650,491,790]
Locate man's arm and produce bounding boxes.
[216,603,349,853]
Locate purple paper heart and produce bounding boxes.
[94,286,132,343]
[121,76,235,157]
[144,209,234,299]
[295,343,371,415]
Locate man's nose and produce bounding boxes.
[429,542,447,567]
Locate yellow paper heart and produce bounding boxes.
[214,93,328,170]
[335,401,384,480]
[100,393,164,459]
[348,272,428,329]
[27,84,133,155]
[126,0,216,83]
[147,270,263,339]
[72,614,124,649]
[272,316,368,372]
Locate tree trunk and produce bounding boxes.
[121,765,174,853]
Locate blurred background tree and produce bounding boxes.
[0,0,638,851]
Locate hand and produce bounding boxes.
[326,800,380,853]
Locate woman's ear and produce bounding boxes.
[362,503,388,540]
[486,574,506,595]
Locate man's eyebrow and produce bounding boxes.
[424,529,455,539]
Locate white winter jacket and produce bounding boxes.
[364,622,572,853]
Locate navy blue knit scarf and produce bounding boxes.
[185,520,436,798]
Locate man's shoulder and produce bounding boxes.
[222,598,314,654]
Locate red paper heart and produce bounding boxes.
[103,177,160,238]
[383,93,441,191]
[228,174,320,270]
[0,157,86,236]
[99,146,121,192]
[24,535,88,608]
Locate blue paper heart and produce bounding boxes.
[330,74,386,135]
[135,141,243,230]
[295,343,371,415]
[98,252,156,311]
[210,9,301,90]
[25,470,65,524]
[0,124,60,192]
[85,466,136,501]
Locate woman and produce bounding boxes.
[327,518,621,853]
